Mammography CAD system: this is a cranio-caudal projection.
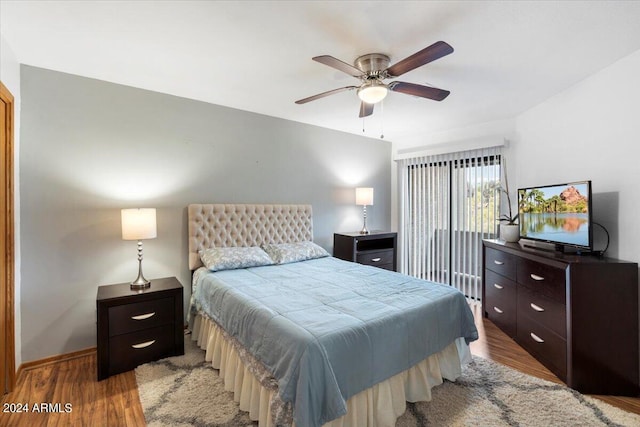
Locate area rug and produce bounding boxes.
[136,336,640,426]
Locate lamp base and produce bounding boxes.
[360,205,370,235]
[130,272,151,290]
[130,247,151,290]
[130,278,151,290]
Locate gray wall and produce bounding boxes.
[20,65,391,362]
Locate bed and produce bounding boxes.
[187,204,478,427]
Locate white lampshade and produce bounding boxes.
[357,81,388,104]
[355,187,374,206]
[121,208,157,240]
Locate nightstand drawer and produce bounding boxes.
[334,232,397,272]
[356,249,394,267]
[108,325,176,376]
[109,297,175,336]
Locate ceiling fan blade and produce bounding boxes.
[359,101,374,118]
[385,41,454,77]
[295,86,358,104]
[313,55,364,77]
[388,81,450,101]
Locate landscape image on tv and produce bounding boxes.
[518,182,590,247]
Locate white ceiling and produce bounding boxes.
[2,1,640,150]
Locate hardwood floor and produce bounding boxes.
[2,302,638,426]
[0,351,144,426]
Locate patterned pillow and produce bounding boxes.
[199,246,274,271]
[262,241,330,265]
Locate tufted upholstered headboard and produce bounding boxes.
[187,204,314,270]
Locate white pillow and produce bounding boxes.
[199,246,274,271]
[262,241,330,265]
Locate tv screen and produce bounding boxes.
[518,180,592,250]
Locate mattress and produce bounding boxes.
[190,256,478,427]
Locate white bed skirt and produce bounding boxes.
[191,313,471,427]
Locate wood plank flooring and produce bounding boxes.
[0,351,144,426]
[2,302,639,426]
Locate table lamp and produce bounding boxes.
[355,187,374,235]
[121,208,157,289]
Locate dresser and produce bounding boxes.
[333,231,397,271]
[482,239,639,395]
[96,276,184,380]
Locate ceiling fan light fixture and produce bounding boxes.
[297,42,453,113]
[357,81,388,104]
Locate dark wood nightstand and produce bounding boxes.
[96,276,184,381]
[333,231,397,271]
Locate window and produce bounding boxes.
[398,146,502,300]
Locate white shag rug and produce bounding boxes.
[136,336,640,426]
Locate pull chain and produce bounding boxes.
[380,100,384,139]
[360,102,384,138]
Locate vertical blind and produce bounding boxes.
[398,145,502,300]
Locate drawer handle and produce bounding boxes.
[493,283,503,290]
[371,257,382,262]
[530,274,545,281]
[530,303,545,312]
[493,260,504,265]
[131,312,156,321]
[132,340,156,349]
[530,333,545,343]
[493,307,503,314]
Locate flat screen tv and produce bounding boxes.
[518,180,592,251]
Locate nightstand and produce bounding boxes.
[96,276,184,381]
[333,231,397,271]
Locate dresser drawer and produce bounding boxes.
[517,258,566,304]
[485,269,517,309]
[356,249,395,267]
[517,285,566,338]
[485,270,517,337]
[108,325,176,376]
[487,303,517,339]
[517,312,567,380]
[109,297,175,336]
[485,247,516,280]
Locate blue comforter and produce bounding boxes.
[191,257,478,427]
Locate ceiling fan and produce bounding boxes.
[295,41,454,118]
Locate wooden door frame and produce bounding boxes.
[1,80,16,394]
